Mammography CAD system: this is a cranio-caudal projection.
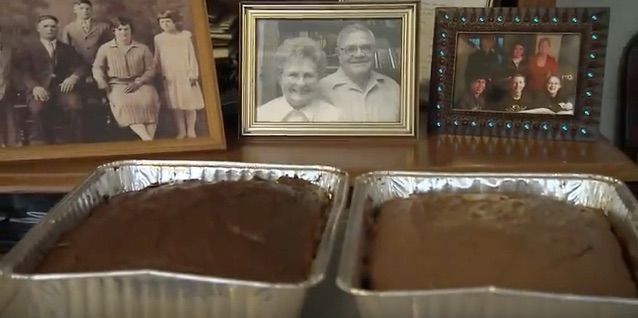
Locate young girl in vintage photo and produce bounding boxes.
[154,10,205,139]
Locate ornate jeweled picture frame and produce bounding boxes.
[428,7,609,141]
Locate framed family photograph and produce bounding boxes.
[429,7,609,141]
[0,0,225,161]
[240,2,417,136]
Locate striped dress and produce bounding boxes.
[92,39,160,127]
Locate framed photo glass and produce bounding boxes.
[429,7,609,141]
[0,0,225,161]
[240,2,418,136]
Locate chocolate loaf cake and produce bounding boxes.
[365,193,637,297]
[33,177,329,283]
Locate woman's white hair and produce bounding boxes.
[274,37,326,76]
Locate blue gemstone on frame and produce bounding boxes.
[560,123,569,132]
[487,120,495,128]
[496,16,504,23]
[436,121,442,128]
[437,67,445,75]
[589,52,597,59]
[522,122,531,130]
[470,121,478,127]
[453,120,460,126]
[505,122,513,129]
[460,16,467,23]
[514,16,521,23]
[444,13,450,20]
[437,84,445,92]
[591,14,599,22]
[571,17,578,23]
[580,128,588,135]
[551,16,559,23]
[541,122,551,131]
[479,16,486,23]
[439,49,446,57]
[587,72,594,78]
[532,16,540,23]
[591,33,599,40]
[441,31,448,39]
[585,91,593,97]
[583,109,591,116]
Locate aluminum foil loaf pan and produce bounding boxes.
[337,172,638,318]
[0,160,349,318]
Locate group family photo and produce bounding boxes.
[255,19,403,124]
[0,0,211,148]
[453,32,581,115]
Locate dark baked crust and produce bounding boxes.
[33,178,329,283]
[366,193,638,297]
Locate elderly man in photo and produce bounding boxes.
[319,24,400,122]
[20,15,85,145]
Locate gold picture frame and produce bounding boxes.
[0,0,225,161]
[240,2,417,136]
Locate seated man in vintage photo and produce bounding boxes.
[319,23,400,122]
[456,74,487,111]
[258,37,341,122]
[498,73,532,112]
[20,15,85,145]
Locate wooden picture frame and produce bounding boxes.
[240,2,417,136]
[428,7,609,140]
[0,0,225,161]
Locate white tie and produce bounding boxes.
[47,41,55,58]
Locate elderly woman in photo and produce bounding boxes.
[257,37,341,122]
[538,75,574,113]
[154,10,205,139]
[528,37,558,92]
[93,17,160,141]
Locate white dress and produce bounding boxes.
[154,31,205,110]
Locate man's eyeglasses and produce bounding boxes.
[339,44,374,55]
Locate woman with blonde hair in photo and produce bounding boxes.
[528,37,559,92]
[154,10,205,139]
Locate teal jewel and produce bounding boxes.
[437,84,445,92]
[437,67,445,75]
[470,121,478,127]
[570,17,578,23]
[478,16,486,23]
[591,14,598,22]
[551,16,559,23]
[441,31,447,39]
[505,122,513,129]
[587,71,594,79]
[560,123,569,132]
[585,90,593,97]
[436,121,442,128]
[487,120,496,128]
[435,103,442,110]
[460,16,467,23]
[591,33,599,40]
[532,16,540,24]
[583,109,591,116]
[453,119,460,126]
[439,49,446,57]
[514,16,521,23]
[443,13,450,20]
[522,122,531,130]
[588,52,597,59]
[541,122,551,131]
[580,128,588,135]
[496,16,504,23]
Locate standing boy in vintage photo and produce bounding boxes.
[319,23,400,122]
[61,0,111,67]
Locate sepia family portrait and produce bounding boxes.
[0,0,214,149]
[453,32,581,115]
[255,19,403,124]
